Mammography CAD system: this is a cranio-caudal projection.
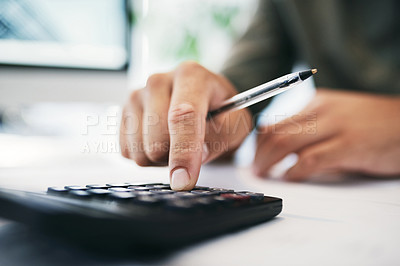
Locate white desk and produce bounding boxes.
[1,133,400,266]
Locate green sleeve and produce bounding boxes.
[221,0,296,117]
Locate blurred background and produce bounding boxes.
[0,0,316,172]
[0,0,262,169]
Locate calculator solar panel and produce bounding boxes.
[0,183,282,252]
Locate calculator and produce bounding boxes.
[0,183,282,252]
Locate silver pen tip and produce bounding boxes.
[311,69,318,74]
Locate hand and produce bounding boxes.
[120,62,252,190]
[253,89,400,181]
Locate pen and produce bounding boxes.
[207,69,317,118]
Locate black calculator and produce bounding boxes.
[0,183,282,252]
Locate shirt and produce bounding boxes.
[222,0,400,116]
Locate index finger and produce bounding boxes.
[167,62,212,190]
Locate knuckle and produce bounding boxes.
[146,73,168,89]
[170,142,199,163]
[121,106,129,118]
[144,142,169,163]
[168,103,197,126]
[176,61,205,76]
[207,140,230,158]
[257,125,270,134]
[121,150,129,159]
[177,61,201,70]
[121,145,151,166]
[146,151,167,163]
[120,108,128,128]
[120,140,129,157]
[255,127,272,142]
[175,62,217,95]
[121,113,140,135]
[271,135,290,150]
[300,152,319,169]
[135,157,151,167]
[129,89,143,104]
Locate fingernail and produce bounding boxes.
[202,143,209,163]
[171,168,190,191]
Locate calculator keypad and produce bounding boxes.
[47,183,265,210]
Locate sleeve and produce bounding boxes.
[221,0,296,117]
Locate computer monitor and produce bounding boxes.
[0,0,131,106]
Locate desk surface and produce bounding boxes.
[0,134,400,266]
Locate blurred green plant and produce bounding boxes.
[169,5,241,62]
[176,30,200,61]
[211,5,239,36]
[130,0,255,72]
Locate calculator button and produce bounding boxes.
[142,186,156,190]
[109,192,136,200]
[149,189,174,194]
[192,197,218,207]
[47,187,69,194]
[153,194,179,201]
[192,186,211,190]
[127,185,144,189]
[175,192,199,198]
[149,184,171,190]
[211,188,234,193]
[191,190,212,194]
[87,189,111,197]
[191,190,220,197]
[135,196,161,205]
[213,195,235,205]
[132,191,152,197]
[142,183,164,186]
[109,187,133,193]
[131,187,151,191]
[236,191,264,201]
[86,184,110,189]
[166,200,196,210]
[153,194,182,203]
[65,185,88,191]
[106,183,131,188]
[220,193,251,202]
[68,190,91,198]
